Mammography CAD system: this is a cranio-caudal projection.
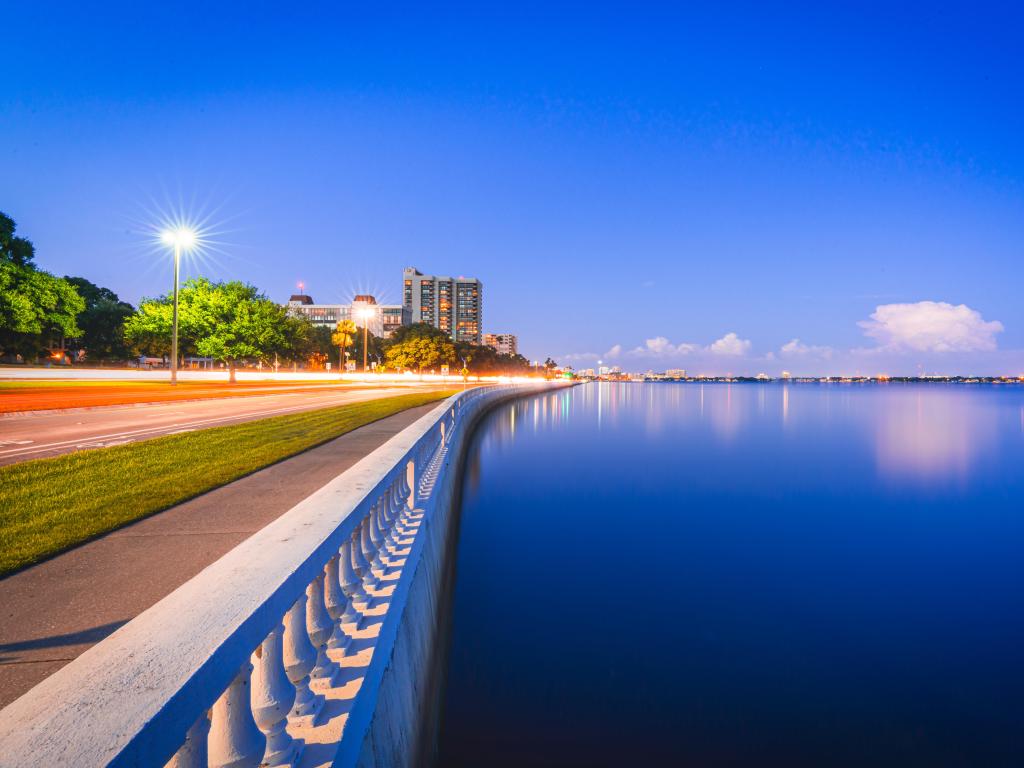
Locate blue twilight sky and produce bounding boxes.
[3,2,1023,374]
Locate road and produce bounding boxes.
[0,384,454,466]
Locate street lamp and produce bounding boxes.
[356,307,374,372]
[160,227,197,385]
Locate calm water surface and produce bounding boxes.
[436,383,1024,767]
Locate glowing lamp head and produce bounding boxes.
[161,227,197,250]
[357,307,375,321]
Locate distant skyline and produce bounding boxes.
[3,3,1022,374]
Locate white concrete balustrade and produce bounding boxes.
[0,383,561,768]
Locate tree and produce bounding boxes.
[125,277,298,382]
[0,212,36,267]
[332,319,356,370]
[0,213,84,361]
[386,322,451,345]
[385,336,455,373]
[296,323,334,367]
[351,327,384,370]
[64,277,135,361]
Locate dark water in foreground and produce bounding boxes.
[435,383,1024,767]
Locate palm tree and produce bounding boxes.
[332,319,357,371]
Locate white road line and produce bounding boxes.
[0,389,414,460]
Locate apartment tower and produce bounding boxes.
[402,267,483,345]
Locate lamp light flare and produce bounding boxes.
[160,226,198,250]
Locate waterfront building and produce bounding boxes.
[483,333,518,356]
[665,368,687,379]
[402,267,483,345]
[286,292,409,337]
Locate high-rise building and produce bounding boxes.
[403,267,483,345]
[285,292,409,337]
[483,333,518,356]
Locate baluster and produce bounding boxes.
[323,554,350,651]
[340,537,367,629]
[359,516,377,574]
[368,500,388,567]
[306,572,341,689]
[165,710,210,768]
[208,662,265,768]
[358,516,383,601]
[405,459,416,510]
[282,595,323,722]
[381,480,403,549]
[251,624,300,767]
[382,481,410,573]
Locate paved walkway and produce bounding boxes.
[0,402,439,708]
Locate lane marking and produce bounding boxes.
[0,388,426,460]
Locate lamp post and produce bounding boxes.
[160,227,196,385]
[357,307,374,373]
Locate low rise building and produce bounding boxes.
[286,292,408,338]
[483,333,518,356]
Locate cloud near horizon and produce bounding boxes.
[708,332,752,356]
[628,337,701,357]
[780,339,834,358]
[563,301,1010,373]
[859,301,1003,353]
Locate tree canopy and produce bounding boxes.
[385,335,456,373]
[64,277,135,361]
[124,277,305,380]
[0,213,84,360]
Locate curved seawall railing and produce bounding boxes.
[0,382,564,767]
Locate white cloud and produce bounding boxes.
[708,332,752,356]
[628,337,700,357]
[563,343,624,363]
[780,339,833,358]
[859,301,1003,353]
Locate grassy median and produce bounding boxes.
[0,390,456,576]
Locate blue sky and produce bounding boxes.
[3,2,1022,374]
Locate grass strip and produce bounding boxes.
[0,390,456,576]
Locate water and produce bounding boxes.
[435,383,1024,767]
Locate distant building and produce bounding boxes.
[403,267,483,345]
[781,370,792,380]
[665,368,686,379]
[286,292,409,338]
[483,333,518,356]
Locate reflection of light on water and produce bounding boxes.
[875,390,994,483]
[782,385,789,426]
[706,383,742,440]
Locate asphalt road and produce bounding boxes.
[0,384,453,466]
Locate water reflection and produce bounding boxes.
[874,387,998,483]
[480,382,1007,487]
[439,382,1024,767]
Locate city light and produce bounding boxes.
[159,227,198,250]
[159,224,204,386]
[357,307,374,372]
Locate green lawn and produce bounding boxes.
[0,390,456,576]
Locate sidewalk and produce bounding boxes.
[0,402,440,708]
